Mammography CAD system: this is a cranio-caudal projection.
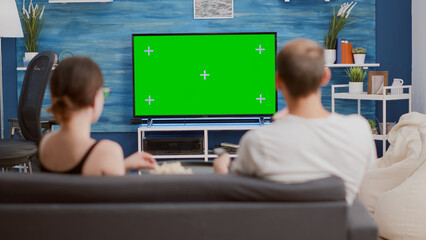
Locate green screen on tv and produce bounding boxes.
[132,32,277,118]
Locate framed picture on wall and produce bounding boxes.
[368,71,388,94]
[194,0,234,19]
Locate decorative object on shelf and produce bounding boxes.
[102,87,111,100]
[391,78,404,95]
[0,0,24,139]
[378,121,396,135]
[23,52,37,67]
[324,2,357,64]
[58,50,76,62]
[336,37,342,63]
[19,0,46,65]
[352,47,366,64]
[194,0,234,19]
[341,40,353,64]
[336,38,354,64]
[346,67,366,94]
[368,120,378,134]
[324,49,336,65]
[368,71,388,94]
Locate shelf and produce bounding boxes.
[284,0,330,2]
[332,85,412,101]
[373,134,388,141]
[138,124,263,131]
[153,154,238,159]
[333,92,411,101]
[153,155,207,159]
[49,0,112,3]
[17,65,56,71]
[325,63,380,69]
[138,124,259,162]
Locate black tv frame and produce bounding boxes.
[132,32,278,120]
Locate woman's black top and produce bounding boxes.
[40,141,100,174]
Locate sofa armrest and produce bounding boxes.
[347,198,378,240]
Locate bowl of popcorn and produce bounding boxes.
[149,161,193,175]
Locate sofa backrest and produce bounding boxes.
[0,173,345,203]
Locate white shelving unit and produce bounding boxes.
[331,84,412,151]
[138,124,264,162]
[326,63,380,69]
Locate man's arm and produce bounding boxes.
[213,130,261,176]
[213,153,231,174]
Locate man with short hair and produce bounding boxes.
[214,39,376,205]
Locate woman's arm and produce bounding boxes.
[123,151,156,172]
[83,140,156,175]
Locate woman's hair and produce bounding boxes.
[48,57,103,122]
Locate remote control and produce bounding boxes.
[213,148,228,157]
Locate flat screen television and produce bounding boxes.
[132,32,277,119]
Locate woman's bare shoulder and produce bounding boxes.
[39,131,59,154]
[83,139,125,176]
[95,139,123,155]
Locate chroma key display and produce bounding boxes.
[132,32,277,118]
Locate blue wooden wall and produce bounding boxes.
[14,0,376,132]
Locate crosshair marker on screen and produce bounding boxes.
[200,70,210,80]
[145,95,155,105]
[256,94,266,104]
[256,45,265,54]
[144,46,154,56]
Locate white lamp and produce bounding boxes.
[0,0,24,139]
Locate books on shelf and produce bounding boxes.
[336,38,342,64]
[342,41,353,64]
[336,39,353,64]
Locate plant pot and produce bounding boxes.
[23,52,38,67]
[349,82,363,94]
[353,54,366,65]
[324,49,336,65]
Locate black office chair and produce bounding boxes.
[0,50,56,173]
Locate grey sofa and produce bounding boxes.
[0,173,377,240]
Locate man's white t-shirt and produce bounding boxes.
[230,113,377,205]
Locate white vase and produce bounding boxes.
[324,49,336,65]
[349,82,363,94]
[353,54,366,65]
[23,52,38,67]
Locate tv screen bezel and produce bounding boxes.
[132,32,278,119]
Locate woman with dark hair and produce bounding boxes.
[39,57,156,175]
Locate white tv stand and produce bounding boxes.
[137,123,266,162]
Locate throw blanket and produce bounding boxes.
[359,112,426,240]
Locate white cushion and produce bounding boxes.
[359,113,426,239]
[375,161,426,239]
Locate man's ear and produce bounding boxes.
[320,68,331,86]
[92,90,101,107]
[275,72,283,90]
[276,72,291,99]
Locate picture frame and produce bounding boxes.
[368,71,388,94]
[194,0,234,19]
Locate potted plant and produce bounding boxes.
[352,47,366,65]
[345,67,366,94]
[19,0,45,66]
[368,120,378,134]
[324,2,357,64]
